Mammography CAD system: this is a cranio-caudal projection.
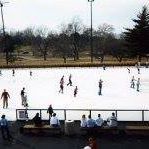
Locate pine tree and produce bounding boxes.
[124,6,149,61]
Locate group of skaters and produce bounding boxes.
[80,112,117,128]
[59,74,78,97]
[130,76,141,92]
[0,62,147,109]
[59,74,103,97]
[0,87,28,109]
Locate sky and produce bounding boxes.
[1,0,149,34]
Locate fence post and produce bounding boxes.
[142,110,144,122]
[40,109,42,119]
[64,109,66,120]
[89,110,91,117]
[16,109,18,120]
[115,110,118,118]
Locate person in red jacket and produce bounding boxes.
[88,137,97,149]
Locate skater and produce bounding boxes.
[67,74,72,86]
[59,76,64,93]
[136,62,140,74]
[30,71,32,76]
[137,67,140,74]
[1,89,10,109]
[127,68,130,73]
[12,69,15,76]
[103,65,106,70]
[21,87,26,106]
[98,79,103,95]
[24,103,29,120]
[74,86,78,97]
[47,104,54,120]
[23,94,28,107]
[136,78,140,92]
[130,76,135,88]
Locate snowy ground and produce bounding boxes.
[0,67,149,121]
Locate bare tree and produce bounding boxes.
[33,26,49,60]
[95,23,115,62]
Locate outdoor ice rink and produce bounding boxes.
[0,66,149,121]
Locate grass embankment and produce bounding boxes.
[0,57,147,68]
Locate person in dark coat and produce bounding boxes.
[47,104,54,120]
[98,79,103,95]
[32,113,42,126]
[74,86,78,97]
[59,76,64,93]
[67,74,72,86]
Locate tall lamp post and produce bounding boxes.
[0,1,8,64]
[88,0,94,62]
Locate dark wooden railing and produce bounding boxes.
[16,108,149,121]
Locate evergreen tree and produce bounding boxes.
[124,6,149,61]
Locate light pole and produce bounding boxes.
[0,1,8,64]
[88,0,94,62]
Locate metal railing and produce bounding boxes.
[16,108,149,121]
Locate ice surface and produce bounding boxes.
[0,67,149,121]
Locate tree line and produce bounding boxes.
[0,6,149,64]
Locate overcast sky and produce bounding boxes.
[1,0,149,34]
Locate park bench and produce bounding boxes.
[80,125,149,136]
[125,125,149,136]
[80,126,119,135]
[22,124,61,135]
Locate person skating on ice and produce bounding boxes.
[130,76,135,88]
[136,62,140,74]
[1,89,10,109]
[74,86,78,97]
[67,74,72,86]
[21,87,26,106]
[127,68,130,73]
[23,93,28,107]
[30,71,32,76]
[136,78,140,92]
[98,79,103,95]
[103,65,106,70]
[59,76,64,93]
[12,69,15,76]
[137,67,140,74]
[47,104,54,121]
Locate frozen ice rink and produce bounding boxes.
[0,67,149,121]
